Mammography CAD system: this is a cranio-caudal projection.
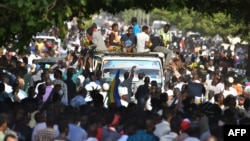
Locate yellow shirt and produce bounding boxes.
[159,29,172,47]
[36,42,45,52]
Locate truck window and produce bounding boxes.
[102,59,163,85]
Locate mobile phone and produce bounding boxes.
[45,64,50,69]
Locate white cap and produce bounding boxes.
[102,83,110,91]
[228,77,234,83]
[119,87,128,97]
[166,89,173,96]
[202,51,207,56]
[202,45,207,50]
[85,82,102,91]
[77,75,85,84]
[31,64,36,72]
[244,86,250,94]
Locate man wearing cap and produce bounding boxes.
[208,51,215,62]
[119,87,129,107]
[76,75,85,92]
[100,83,110,108]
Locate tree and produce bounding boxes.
[0,0,91,50]
[0,0,249,51]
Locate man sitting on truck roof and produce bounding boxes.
[120,26,136,53]
[150,33,174,65]
[107,23,121,52]
[158,23,173,48]
[91,23,107,52]
[136,26,151,53]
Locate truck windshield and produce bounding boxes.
[102,60,163,84]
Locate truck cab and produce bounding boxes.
[93,52,166,92]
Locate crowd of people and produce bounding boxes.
[0,16,249,141]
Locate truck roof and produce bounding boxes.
[36,56,65,63]
[95,52,165,58]
[35,35,58,41]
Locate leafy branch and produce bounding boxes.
[47,0,57,11]
[42,0,57,22]
[0,4,17,12]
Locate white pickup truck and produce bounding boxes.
[93,52,166,92]
[35,35,61,48]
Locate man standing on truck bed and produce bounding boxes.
[120,66,136,103]
[131,17,140,35]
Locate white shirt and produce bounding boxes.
[154,120,171,138]
[223,87,237,98]
[59,47,68,56]
[174,82,184,91]
[30,70,43,87]
[160,132,178,141]
[100,91,108,108]
[4,83,13,93]
[136,32,150,53]
[49,74,55,81]
[133,79,144,95]
[120,99,128,107]
[205,79,212,86]
[92,31,107,51]
[67,42,75,52]
[208,66,215,72]
[67,21,72,30]
[216,82,225,92]
[10,89,28,102]
[85,82,102,92]
[145,96,152,111]
[28,54,41,65]
[206,84,221,94]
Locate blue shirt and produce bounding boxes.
[133,24,140,35]
[70,95,86,109]
[120,33,136,47]
[128,130,157,141]
[67,124,87,141]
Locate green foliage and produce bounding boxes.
[147,8,242,39]
[0,0,249,50]
[0,0,91,49]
